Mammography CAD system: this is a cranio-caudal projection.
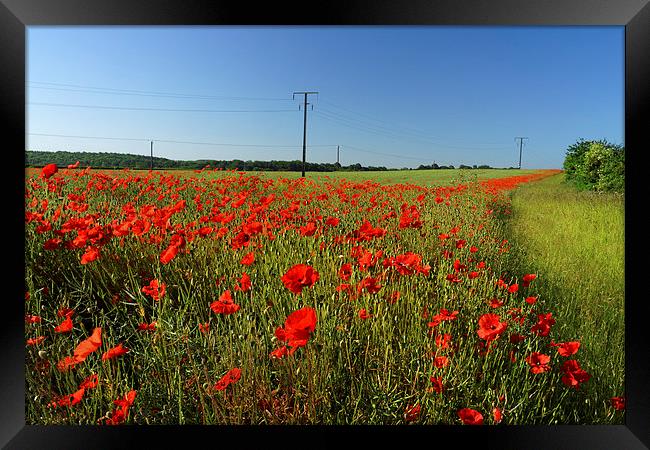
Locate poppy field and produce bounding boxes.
[24,164,625,425]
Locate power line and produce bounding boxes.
[28,132,150,142]
[321,99,507,147]
[314,110,416,142]
[28,102,299,113]
[27,132,336,148]
[342,144,431,162]
[315,109,505,152]
[27,81,293,101]
[27,132,430,164]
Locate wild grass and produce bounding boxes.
[502,173,625,423]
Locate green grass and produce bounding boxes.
[503,173,624,423]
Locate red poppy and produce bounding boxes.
[387,291,401,304]
[429,376,445,394]
[137,321,157,331]
[507,283,519,294]
[525,352,551,374]
[210,290,240,315]
[458,408,484,425]
[44,238,62,250]
[433,356,449,368]
[54,316,73,333]
[358,309,373,320]
[102,343,129,361]
[439,309,459,321]
[325,217,340,227]
[299,221,318,237]
[338,263,352,281]
[50,388,86,408]
[531,313,556,337]
[199,322,210,334]
[453,259,467,272]
[27,336,46,346]
[240,252,255,266]
[404,404,421,422]
[336,283,352,293]
[57,307,75,318]
[525,296,538,305]
[234,272,252,292]
[81,246,100,265]
[477,314,507,342]
[357,276,382,294]
[610,396,625,411]
[446,273,462,283]
[57,327,102,371]
[142,279,166,301]
[493,407,503,424]
[489,298,504,308]
[560,360,591,389]
[160,243,179,264]
[434,333,452,350]
[230,231,251,250]
[41,163,58,179]
[522,273,537,287]
[281,264,320,295]
[67,161,80,169]
[213,367,242,391]
[105,390,137,425]
[25,314,42,324]
[275,306,317,352]
[270,345,289,359]
[551,341,581,357]
[79,374,99,390]
[74,327,103,358]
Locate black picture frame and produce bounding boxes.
[3,1,648,448]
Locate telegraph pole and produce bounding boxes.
[150,140,154,171]
[515,137,528,169]
[293,91,318,177]
[337,145,340,165]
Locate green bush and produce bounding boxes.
[563,139,624,193]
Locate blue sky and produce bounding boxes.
[26,26,624,169]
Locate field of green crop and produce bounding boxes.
[252,168,542,186]
[24,165,624,425]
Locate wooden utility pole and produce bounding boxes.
[337,145,340,165]
[293,91,318,177]
[515,137,528,169]
[150,140,154,170]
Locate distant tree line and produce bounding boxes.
[25,151,391,172]
[563,139,624,193]
[414,163,507,170]
[26,150,513,172]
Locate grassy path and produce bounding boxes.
[504,173,625,422]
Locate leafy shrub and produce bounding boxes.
[563,139,624,193]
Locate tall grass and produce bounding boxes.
[502,173,625,423]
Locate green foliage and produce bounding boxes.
[563,139,624,192]
[25,150,389,172]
